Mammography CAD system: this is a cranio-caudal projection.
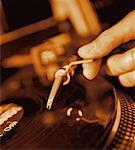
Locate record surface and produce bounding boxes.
[1,74,116,149]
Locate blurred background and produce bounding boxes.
[0,0,134,32]
[0,1,135,149]
[0,0,134,86]
[0,0,134,89]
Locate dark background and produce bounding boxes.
[1,0,52,31]
[1,0,135,32]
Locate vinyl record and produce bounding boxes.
[1,74,116,148]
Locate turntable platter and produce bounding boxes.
[1,74,135,149]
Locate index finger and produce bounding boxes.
[78,10,135,59]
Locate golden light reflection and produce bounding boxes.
[41,51,57,64]
[66,107,73,117]
[66,107,83,122]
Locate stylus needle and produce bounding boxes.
[46,69,67,110]
[46,59,93,110]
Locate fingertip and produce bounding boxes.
[118,71,135,87]
[78,43,96,59]
[105,57,115,76]
[78,46,90,59]
[82,59,102,80]
[83,66,96,80]
[106,48,135,77]
[105,67,113,76]
[118,75,129,87]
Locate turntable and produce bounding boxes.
[0,63,135,149]
[0,0,135,149]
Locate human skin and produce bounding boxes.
[78,10,135,87]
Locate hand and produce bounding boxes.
[78,11,135,87]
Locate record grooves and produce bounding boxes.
[1,74,135,149]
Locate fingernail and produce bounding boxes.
[78,43,96,58]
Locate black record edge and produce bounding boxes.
[105,90,135,149]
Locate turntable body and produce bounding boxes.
[0,23,135,149]
[1,72,135,149]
